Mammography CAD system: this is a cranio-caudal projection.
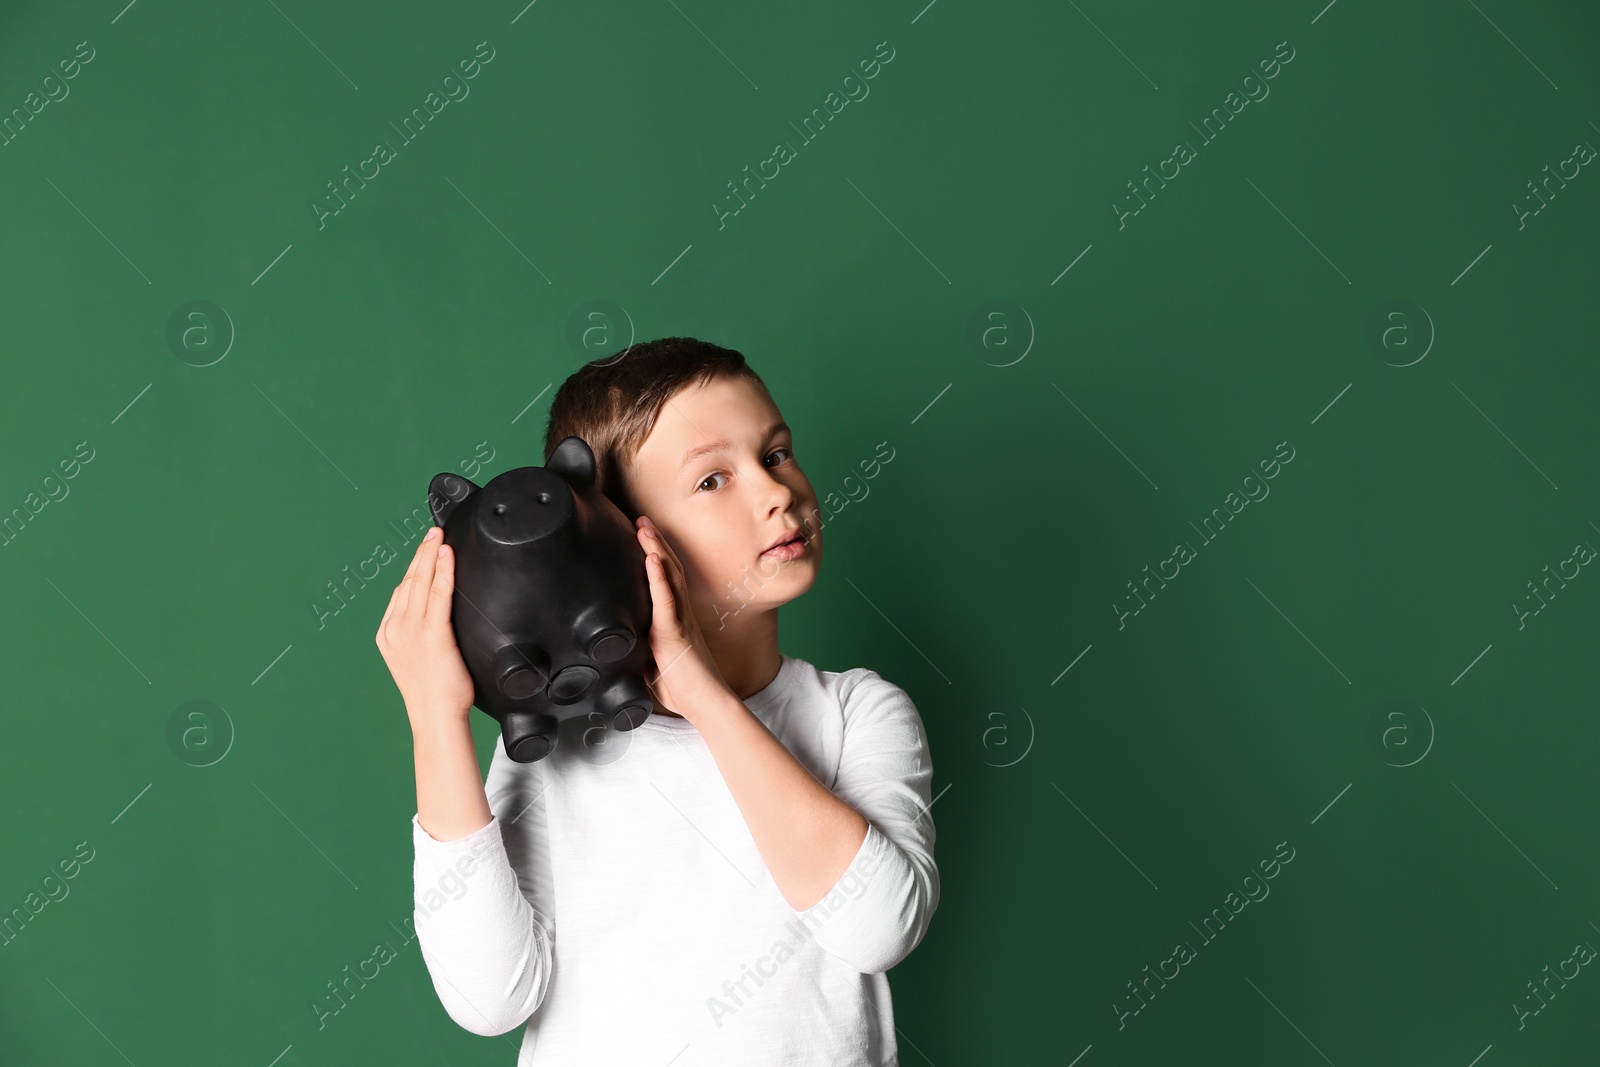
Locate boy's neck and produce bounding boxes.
[701,606,782,702]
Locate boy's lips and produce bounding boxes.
[760,526,810,559]
[761,536,809,562]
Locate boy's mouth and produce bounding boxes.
[761,528,809,560]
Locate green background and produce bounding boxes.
[2,0,1598,1063]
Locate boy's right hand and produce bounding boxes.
[375,526,476,729]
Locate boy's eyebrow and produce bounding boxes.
[677,420,790,470]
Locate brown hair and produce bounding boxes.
[543,336,769,518]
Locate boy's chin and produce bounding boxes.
[770,565,822,608]
[708,564,820,622]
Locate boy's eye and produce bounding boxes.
[695,449,791,492]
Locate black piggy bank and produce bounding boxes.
[426,436,657,763]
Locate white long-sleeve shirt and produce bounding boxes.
[410,653,939,1065]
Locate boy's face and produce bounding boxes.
[622,374,823,628]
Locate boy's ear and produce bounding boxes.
[546,436,596,491]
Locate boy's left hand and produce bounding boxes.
[635,514,731,722]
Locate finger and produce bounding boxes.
[645,518,678,562]
[403,526,439,581]
[397,527,440,616]
[643,552,666,618]
[653,537,691,609]
[641,525,697,633]
[643,550,666,608]
[646,553,685,641]
[404,528,442,619]
[640,522,684,581]
[425,540,455,621]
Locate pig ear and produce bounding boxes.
[428,472,479,529]
[545,436,596,491]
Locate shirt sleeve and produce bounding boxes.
[794,668,940,974]
[411,736,556,1036]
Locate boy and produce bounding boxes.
[375,337,938,1064]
